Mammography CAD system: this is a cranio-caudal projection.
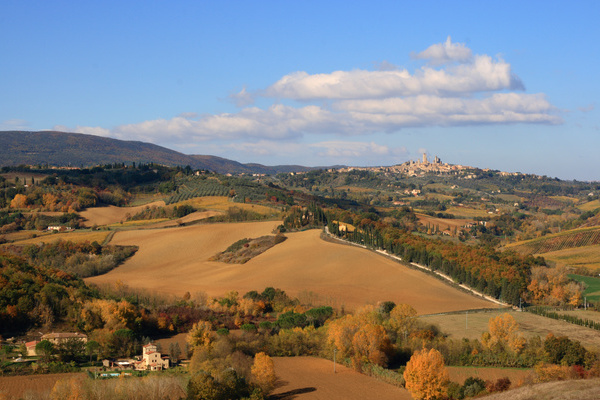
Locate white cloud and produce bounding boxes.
[335,93,560,127]
[264,54,522,101]
[411,36,472,65]
[69,37,560,158]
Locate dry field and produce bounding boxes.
[446,366,531,385]
[445,206,490,218]
[175,196,280,216]
[156,333,189,355]
[558,309,600,324]
[538,244,600,270]
[79,201,166,227]
[271,356,411,400]
[2,230,110,246]
[416,213,473,232]
[479,378,600,400]
[420,309,600,353]
[80,197,279,228]
[133,210,223,229]
[0,372,86,399]
[86,223,494,314]
[1,230,53,242]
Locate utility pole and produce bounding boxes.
[466,311,468,330]
[333,348,337,374]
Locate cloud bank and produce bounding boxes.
[66,37,561,161]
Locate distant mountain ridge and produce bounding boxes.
[0,131,318,174]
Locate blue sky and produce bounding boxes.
[1,1,599,180]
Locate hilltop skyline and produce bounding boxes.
[1,1,599,180]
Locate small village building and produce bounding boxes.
[26,341,40,356]
[134,343,169,371]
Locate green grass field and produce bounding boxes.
[568,274,600,302]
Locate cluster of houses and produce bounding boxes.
[25,332,169,371]
[25,332,88,356]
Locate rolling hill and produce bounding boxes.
[0,130,316,174]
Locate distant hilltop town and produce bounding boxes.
[335,153,520,179]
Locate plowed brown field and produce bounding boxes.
[271,357,411,400]
[86,223,494,314]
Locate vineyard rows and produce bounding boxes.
[165,178,274,205]
[516,228,600,254]
[166,182,230,204]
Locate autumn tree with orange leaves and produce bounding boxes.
[251,352,277,395]
[327,305,392,369]
[403,348,449,400]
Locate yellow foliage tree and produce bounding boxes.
[10,194,28,209]
[251,352,277,395]
[534,362,573,382]
[483,313,524,353]
[351,323,391,367]
[404,348,449,400]
[43,193,59,211]
[388,303,417,338]
[327,314,360,358]
[188,320,214,348]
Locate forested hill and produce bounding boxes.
[0,131,314,174]
[0,130,203,169]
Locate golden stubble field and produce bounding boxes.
[420,309,600,353]
[86,221,494,314]
[79,201,166,227]
[0,372,86,399]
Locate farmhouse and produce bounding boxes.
[46,225,73,232]
[134,343,169,371]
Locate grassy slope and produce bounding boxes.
[568,274,600,302]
